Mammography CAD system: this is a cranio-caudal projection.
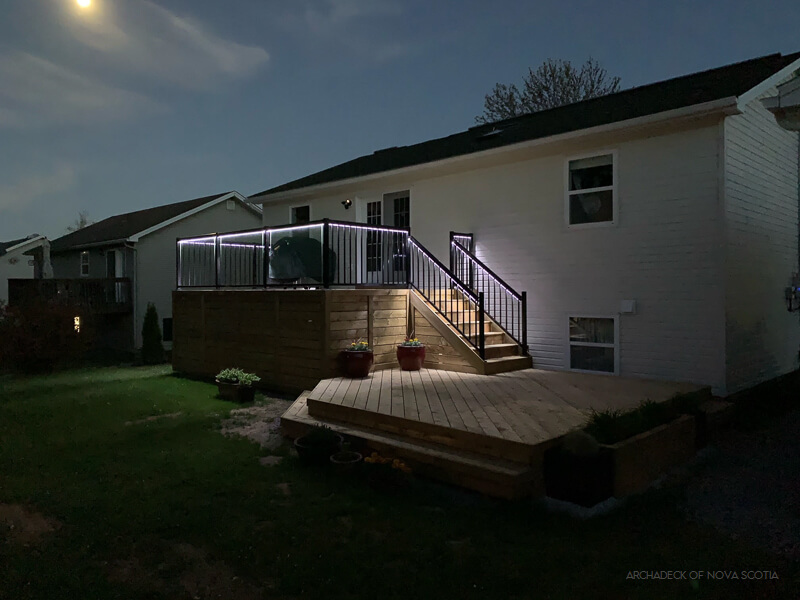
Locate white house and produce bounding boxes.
[0,235,51,305]
[248,51,800,396]
[14,192,262,352]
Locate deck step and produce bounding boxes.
[482,343,521,359]
[483,355,533,374]
[306,394,539,464]
[282,395,540,499]
[462,331,506,344]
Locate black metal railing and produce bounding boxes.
[177,219,410,289]
[8,278,132,313]
[409,237,485,359]
[450,237,527,352]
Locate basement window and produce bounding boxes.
[569,316,617,373]
[566,152,616,226]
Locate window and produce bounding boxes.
[80,251,89,277]
[162,318,173,342]
[569,317,616,373]
[567,153,615,226]
[226,199,236,211]
[290,205,310,224]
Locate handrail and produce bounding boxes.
[450,238,528,352]
[408,236,485,358]
[451,238,523,301]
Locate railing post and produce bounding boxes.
[322,219,331,288]
[521,290,528,354]
[478,291,485,360]
[214,234,220,289]
[449,231,455,274]
[262,229,268,287]
[405,234,411,288]
[176,241,181,289]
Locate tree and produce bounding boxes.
[67,211,92,233]
[141,303,165,365]
[476,58,621,124]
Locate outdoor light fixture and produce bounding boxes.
[342,198,353,209]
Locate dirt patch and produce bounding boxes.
[0,504,61,546]
[124,412,183,426]
[108,542,263,600]
[259,456,284,467]
[219,398,291,450]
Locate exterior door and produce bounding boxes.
[365,200,382,282]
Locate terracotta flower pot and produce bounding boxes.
[342,350,374,378]
[396,345,425,371]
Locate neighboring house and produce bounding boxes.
[10,192,261,351]
[0,235,51,305]
[246,52,800,396]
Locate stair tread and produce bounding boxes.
[485,355,531,363]
[284,397,530,477]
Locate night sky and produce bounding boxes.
[1,0,798,240]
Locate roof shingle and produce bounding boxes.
[252,52,800,198]
[50,193,230,252]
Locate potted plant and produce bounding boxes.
[396,335,425,371]
[363,452,413,491]
[215,367,261,403]
[330,442,363,472]
[294,425,344,466]
[342,340,373,378]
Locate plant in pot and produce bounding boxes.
[342,339,373,378]
[543,430,613,507]
[294,425,344,466]
[363,452,413,490]
[396,335,425,371]
[330,441,363,472]
[215,368,261,403]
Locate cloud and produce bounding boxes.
[70,1,269,90]
[299,0,402,32]
[0,164,78,213]
[0,53,163,128]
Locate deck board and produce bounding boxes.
[306,367,705,447]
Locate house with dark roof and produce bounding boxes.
[10,191,261,352]
[1,235,50,305]
[244,51,800,396]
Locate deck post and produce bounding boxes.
[262,229,268,287]
[322,219,331,288]
[449,231,455,274]
[521,290,528,354]
[478,291,485,360]
[214,234,220,289]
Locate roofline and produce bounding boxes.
[2,235,47,255]
[51,238,130,253]
[736,56,800,109]
[250,96,741,204]
[128,191,259,242]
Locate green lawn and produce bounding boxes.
[0,366,796,599]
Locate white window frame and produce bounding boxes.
[567,314,619,375]
[564,149,618,229]
[289,204,312,224]
[80,251,90,277]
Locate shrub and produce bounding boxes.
[0,300,90,373]
[141,303,165,365]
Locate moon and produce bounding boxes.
[77,0,91,7]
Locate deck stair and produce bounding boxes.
[282,392,541,499]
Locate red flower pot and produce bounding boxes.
[342,350,374,378]
[396,345,425,371]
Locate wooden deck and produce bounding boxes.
[282,368,706,498]
[306,368,702,447]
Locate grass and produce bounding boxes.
[1,366,797,599]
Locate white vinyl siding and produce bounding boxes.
[723,88,800,394]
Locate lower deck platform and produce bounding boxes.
[281,368,706,498]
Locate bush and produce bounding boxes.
[0,300,91,373]
[141,303,165,365]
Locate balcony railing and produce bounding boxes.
[177,219,410,288]
[8,278,132,313]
